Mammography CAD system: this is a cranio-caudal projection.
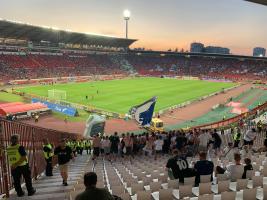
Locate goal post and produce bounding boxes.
[48,89,67,100]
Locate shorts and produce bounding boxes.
[198,145,207,152]
[93,147,100,157]
[59,163,69,173]
[126,147,132,155]
[155,150,162,154]
[213,142,221,149]
[110,147,118,154]
[244,140,253,146]
[104,147,110,155]
[234,140,240,148]
[100,148,104,154]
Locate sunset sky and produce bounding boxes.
[0,0,267,55]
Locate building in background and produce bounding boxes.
[204,46,230,54]
[190,42,204,53]
[253,47,266,57]
[190,42,230,54]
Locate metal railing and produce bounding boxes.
[0,119,80,198]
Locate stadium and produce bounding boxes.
[0,0,267,200]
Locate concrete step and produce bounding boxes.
[33,180,77,188]
[10,192,67,200]
[36,176,81,183]
[8,155,91,200]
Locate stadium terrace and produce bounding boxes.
[0,1,267,199]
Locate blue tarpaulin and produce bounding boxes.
[32,98,77,116]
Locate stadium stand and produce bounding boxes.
[1,101,267,199]
[1,16,267,200]
[126,53,267,81]
[0,53,127,81]
[0,20,266,83]
[0,51,267,82]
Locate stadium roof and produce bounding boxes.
[245,0,267,5]
[0,19,137,48]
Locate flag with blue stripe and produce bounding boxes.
[129,96,157,126]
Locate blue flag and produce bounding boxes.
[129,96,157,126]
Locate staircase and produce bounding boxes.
[8,155,91,200]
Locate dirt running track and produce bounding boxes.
[21,83,252,135]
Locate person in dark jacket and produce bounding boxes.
[212,130,222,156]
[75,172,114,200]
[242,158,253,179]
[194,151,214,186]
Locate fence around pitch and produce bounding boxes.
[192,101,267,130]
[0,119,80,198]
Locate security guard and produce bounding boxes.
[257,120,263,133]
[6,134,36,197]
[71,140,77,156]
[85,139,92,155]
[233,127,241,148]
[76,140,81,155]
[79,140,84,155]
[43,139,54,176]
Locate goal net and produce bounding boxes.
[48,89,67,100]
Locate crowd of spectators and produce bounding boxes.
[87,121,267,186]
[68,119,267,200]
[0,53,124,81]
[126,54,267,81]
[0,51,267,82]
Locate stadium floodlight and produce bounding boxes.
[123,9,131,39]
[123,10,131,19]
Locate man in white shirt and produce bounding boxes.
[198,130,211,152]
[216,153,243,181]
[222,142,238,162]
[154,135,164,160]
[243,128,257,149]
[225,153,243,181]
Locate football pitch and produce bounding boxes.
[17,78,236,114]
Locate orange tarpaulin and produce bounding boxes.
[0,102,24,108]
[0,102,48,116]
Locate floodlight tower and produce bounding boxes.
[123,10,131,39]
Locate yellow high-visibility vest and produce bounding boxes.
[43,144,54,159]
[85,141,91,148]
[6,144,28,166]
[233,132,241,141]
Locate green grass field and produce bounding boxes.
[17,78,236,114]
[0,92,25,102]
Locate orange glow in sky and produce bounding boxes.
[0,0,266,55]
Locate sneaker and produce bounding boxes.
[63,182,68,186]
[28,188,36,196]
[17,192,25,197]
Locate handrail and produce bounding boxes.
[0,118,80,198]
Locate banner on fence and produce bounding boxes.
[32,98,77,116]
